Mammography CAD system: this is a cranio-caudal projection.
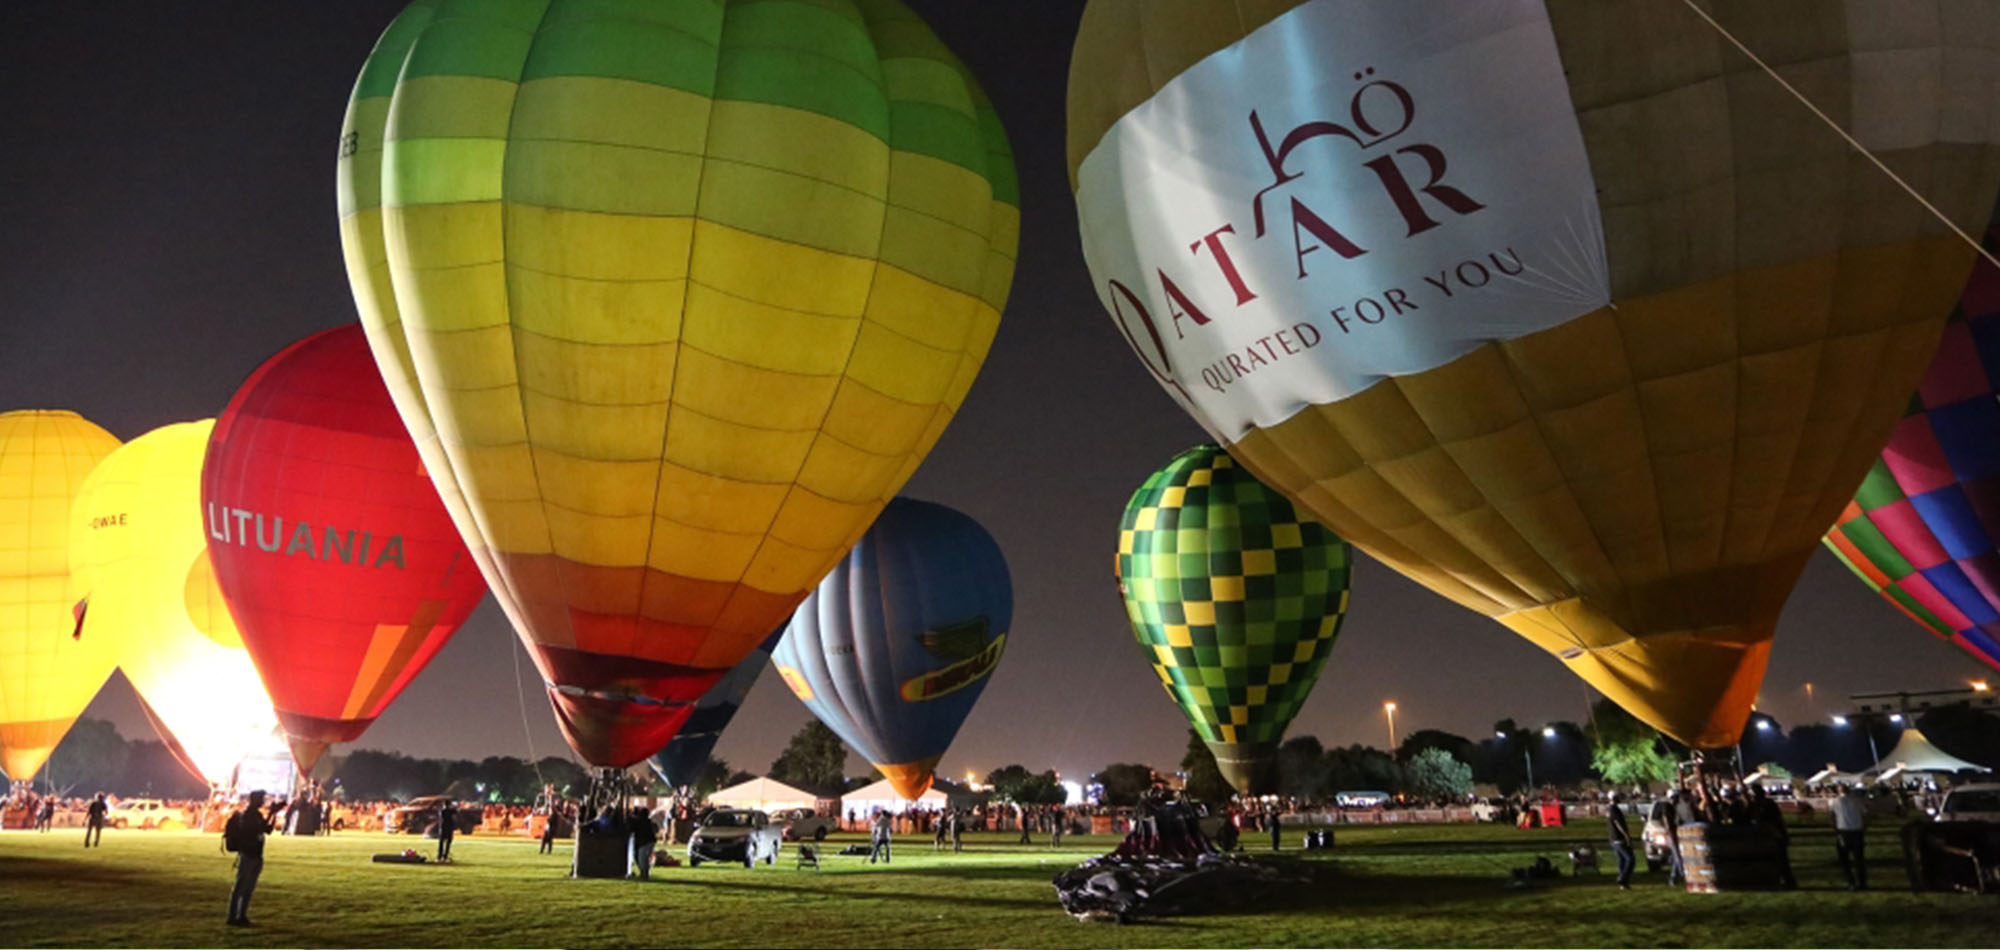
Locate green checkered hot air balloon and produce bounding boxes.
[1115,445,1351,794]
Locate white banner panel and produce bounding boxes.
[1076,0,1610,441]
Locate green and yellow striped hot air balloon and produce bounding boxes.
[1115,445,1351,794]
[337,0,1018,767]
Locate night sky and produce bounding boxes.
[3,1,1991,786]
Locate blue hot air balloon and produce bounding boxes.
[647,630,783,790]
[771,498,1012,799]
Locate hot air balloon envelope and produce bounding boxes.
[203,325,489,772]
[1826,213,2000,673]
[70,422,279,785]
[772,498,1010,799]
[340,0,1020,767]
[1116,445,1350,793]
[0,411,119,781]
[650,630,781,790]
[1069,0,2000,746]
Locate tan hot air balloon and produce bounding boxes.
[1069,0,2000,747]
[0,411,120,781]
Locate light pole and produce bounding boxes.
[1833,714,1881,763]
[1383,702,1398,750]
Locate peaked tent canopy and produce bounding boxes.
[705,777,820,813]
[1864,728,1993,778]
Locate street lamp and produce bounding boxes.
[1973,680,1990,693]
[1833,714,1880,762]
[1383,702,1398,750]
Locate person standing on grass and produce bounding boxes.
[628,806,658,880]
[1748,784,1795,889]
[436,799,458,862]
[1051,808,1065,848]
[1606,791,1635,890]
[1656,789,1686,886]
[1018,804,1033,845]
[225,790,276,926]
[83,793,107,847]
[950,808,964,853]
[870,809,892,864]
[540,809,559,854]
[36,796,55,832]
[1831,785,1868,890]
[1268,807,1282,851]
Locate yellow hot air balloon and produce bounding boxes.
[69,421,279,785]
[0,410,120,781]
[339,0,1019,766]
[1069,0,2000,747]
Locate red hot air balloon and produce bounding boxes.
[202,326,488,771]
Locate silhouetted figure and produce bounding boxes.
[1748,784,1794,888]
[1606,791,1634,889]
[1831,786,1868,890]
[628,807,657,880]
[224,791,276,926]
[437,799,458,862]
[36,797,55,832]
[84,793,107,847]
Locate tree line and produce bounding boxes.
[26,701,1998,805]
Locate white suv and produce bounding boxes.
[773,807,836,842]
[1938,784,2000,823]
[108,798,189,830]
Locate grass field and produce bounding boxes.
[2,820,1995,948]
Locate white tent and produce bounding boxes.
[1806,765,1864,787]
[842,777,948,816]
[1862,728,1992,782]
[706,777,818,812]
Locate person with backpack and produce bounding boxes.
[223,790,276,926]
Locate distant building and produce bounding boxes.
[1848,685,1997,718]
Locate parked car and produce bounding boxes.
[107,798,189,830]
[1938,784,2000,823]
[1638,802,1675,872]
[772,807,836,842]
[687,809,783,867]
[385,795,480,836]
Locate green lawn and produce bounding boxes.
[1,820,1994,948]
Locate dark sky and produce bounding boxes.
[3,1,1991,785]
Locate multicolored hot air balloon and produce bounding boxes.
[339,0,1019,767]
[1116,446,1349,793]
[1825,213,2000,673]
[202,326,489,773]
[772,498,1010,799]
[649,630,780,790]
[0,411,120,781]
[70,422,280,785]
[1069,0,2000,747]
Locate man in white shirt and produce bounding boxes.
[1829,786,1868,890]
